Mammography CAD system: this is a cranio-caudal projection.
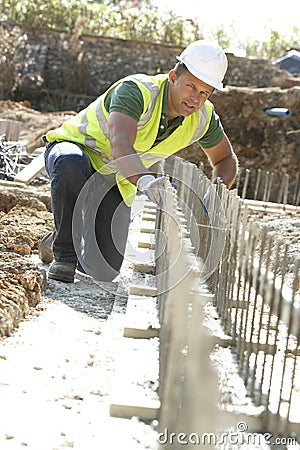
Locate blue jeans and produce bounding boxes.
[44,141,131,281]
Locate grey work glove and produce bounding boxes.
[137,174,166,205]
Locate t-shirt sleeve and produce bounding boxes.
[105,81,144,122]
[198,109,225,149]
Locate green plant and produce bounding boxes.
[0,20,26,99]
[0,0,299,58]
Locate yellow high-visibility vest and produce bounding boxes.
[46,73,213,206]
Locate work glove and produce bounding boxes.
[137,174,166,205]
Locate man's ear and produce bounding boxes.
[168,69,176,83]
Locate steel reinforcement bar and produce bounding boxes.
[236,167,300,206]
[155,157,300,447]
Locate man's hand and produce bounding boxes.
[137,175,166,204]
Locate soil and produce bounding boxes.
[0,100,76,154]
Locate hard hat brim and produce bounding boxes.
[176,56,226,91]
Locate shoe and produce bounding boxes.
[48,261,77,283]
[39,232,54,264]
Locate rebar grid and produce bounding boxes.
[156,157,300,446]
[236,167,300,206]
[156,182,219,449]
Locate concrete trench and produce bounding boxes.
[0,176,299,449]
[0,192,161,450]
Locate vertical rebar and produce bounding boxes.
[265,171,274,202]
[273,245,291,424]
[233,203,248,347]
[241,168,250,199]
[277,173,289,204]
[286,260,300,433]
[242,223,263,384]
[237,220,258,372]
[227,194,242,338]
[250,233,273,402]
[224,190,240,335]
[264,244,288,430]
[282,173,289,206]
[291,172,299,206]
[262,171,270,202]
[257,240,282,408]
[254,168,262,200]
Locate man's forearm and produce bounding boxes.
[211,154,238,188]
[108,112,149,185]
[111,144,148,185]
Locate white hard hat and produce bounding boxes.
[176,40,228,90]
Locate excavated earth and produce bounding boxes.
[0,184,52,337]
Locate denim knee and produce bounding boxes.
[45,141,93,181]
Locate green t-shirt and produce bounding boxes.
[105,79,224,149]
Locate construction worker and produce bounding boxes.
[39,40,238,283]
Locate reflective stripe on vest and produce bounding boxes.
[45,73,213,205]
[97,74,211,144]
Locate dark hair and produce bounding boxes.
[174,62,189,77]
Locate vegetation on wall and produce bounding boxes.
[0,22,26,99]
[0,0,299,58]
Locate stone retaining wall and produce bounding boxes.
[1,24,299,193]
[9,25,285,111]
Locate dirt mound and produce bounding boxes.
[0,100,75,153]
[0,252,45,337]
[0,182,52,336]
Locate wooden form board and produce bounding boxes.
[109,334,160,420]
[123,295,160,339]
[109,402,160,420]
[14,148,45,184]
[109,204,160,421]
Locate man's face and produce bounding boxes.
[168,69,214,119]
